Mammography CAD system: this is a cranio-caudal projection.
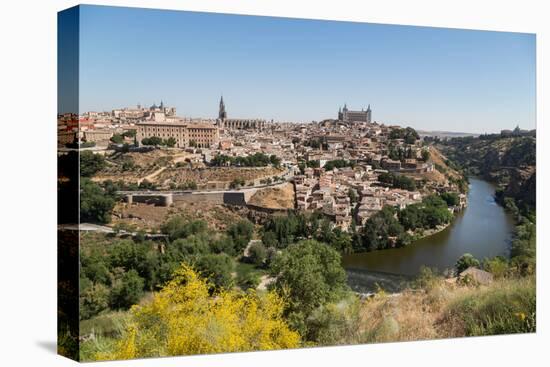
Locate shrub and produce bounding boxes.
[239,272,261,291]
[109,270,145,310]
[95,265,300,360]
[80,283,110,320]
[440,192,460,206]
[80,151,106,177]
[412,266,441,291]
[442,277,535,336]
[455,253,480,274]
[227,220,254,253]
[248,242,268,266]
[483,256,509,279]
[80,178,116,224]
[161,217,207,241]
[305,295,361,345]
[195,253,235,291]
[270,240,349,336]
[110,134,124,144]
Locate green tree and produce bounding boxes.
[359,206,406,251]
[261,230,278,248]
[423,205,453,228]
[80,151,106,177]
[110,134,124,144]
[80,250,111,285]
[229,177,245,189]
[270,240,349,335]
[248,242,268,266]
[80,282,110,320]
[227,220,254,253]
[238,271,261,291]
[195,253,235,291]
[269,154,282,167]
[161,217,208,241]
[141,136,163,146]
[108,240,154,279]
[164,137,176,147]
[109,269,145,310]
[456,253,481,274]
[209,235,237,257]
[483,256,509,279]
[441,192,460,206]
[80,178,116,223]
[398,204,422,231]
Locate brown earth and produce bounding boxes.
[429,147,461,179]
[111,201,246,232]
[404,147,460,187]
[248,183,295,209]
[154,166,285,188]
[94,148,284,189]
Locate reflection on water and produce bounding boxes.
[342,178,515,293]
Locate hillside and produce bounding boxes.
[358,275,535,342]
[437,135,536,215]
[248,182,295,209]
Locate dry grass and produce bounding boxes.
[357,276,535,343]
[111,201,247,232]
[248,183,295,209]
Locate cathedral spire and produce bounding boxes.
[219,95,227,120]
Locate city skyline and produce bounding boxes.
[78,5,536,134]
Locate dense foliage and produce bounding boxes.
[140,136,177,147]
[455,253,481,274]
[389,127,420,144]
[378,172,417,191]
[211,152,281,167]
[356,194,454,252]
[80,178,117,223]
[270,240,349,337]
[439,135,536,217]
[323,159,355,171]
[95,265,300,360]
[80,151,106,177]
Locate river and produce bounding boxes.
[342,177,515,293]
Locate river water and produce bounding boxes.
[342,177,515,293]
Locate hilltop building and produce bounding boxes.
[216,96,266,130]
[112,101,176,121]
[500,125,535,137]
[136,120,219,148]
[338,104,372,124]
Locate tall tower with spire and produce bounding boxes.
[218,95,227,120]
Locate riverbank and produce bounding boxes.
[409,221,452,242]
[342,178,515,277]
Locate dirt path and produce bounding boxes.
[138,166,167,184]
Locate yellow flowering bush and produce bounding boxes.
[97,264,300,360]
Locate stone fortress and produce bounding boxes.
[338,104,372,123]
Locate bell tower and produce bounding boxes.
[218,95,227,120]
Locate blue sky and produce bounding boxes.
[77,5,536,133]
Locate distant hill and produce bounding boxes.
[437,135,536,217]
[417,130,479,138]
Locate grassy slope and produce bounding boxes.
[358,276,535,343]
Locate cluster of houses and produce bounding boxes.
[293,165,424,231]
[60,101,465,233]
